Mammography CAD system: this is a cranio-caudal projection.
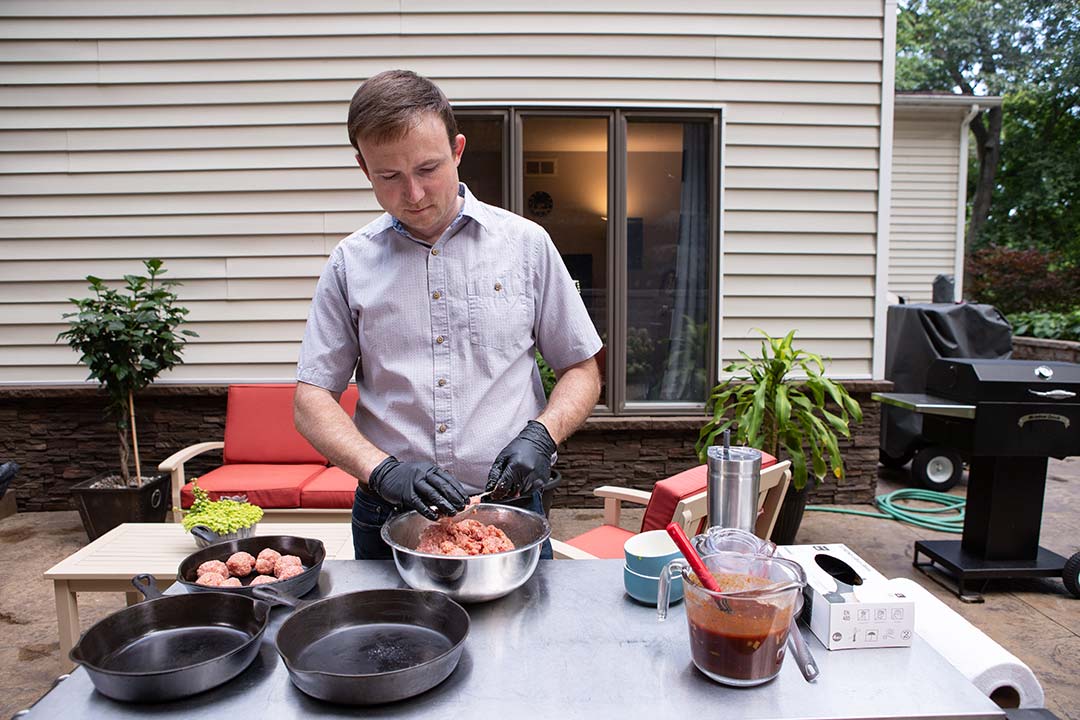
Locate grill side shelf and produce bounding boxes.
[871,393,977,419]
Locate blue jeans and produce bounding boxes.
[352,486,554,560]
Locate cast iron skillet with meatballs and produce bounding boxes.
[177,534,325,599]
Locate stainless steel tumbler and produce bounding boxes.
[706,445,762,532]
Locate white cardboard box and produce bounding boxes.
[777,544,915,650]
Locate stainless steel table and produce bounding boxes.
[25,560,1003,719]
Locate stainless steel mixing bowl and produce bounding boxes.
[380,504,551,603]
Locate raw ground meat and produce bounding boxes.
[220,577,243,588]
[275,563,304,580]
[416,518,515,556]
[195,572,226,587]
[255,548,281,575]
[197,560,229,578]
[226,552,255,577]
[249,574,278,585]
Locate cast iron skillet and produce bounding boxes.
[253,584,469,705]
[69,574,270,703]
[177,533,325,599]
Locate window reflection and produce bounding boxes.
[626,120,711,403]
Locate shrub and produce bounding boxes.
[965,245,1078,315]
[1008,309,1080,342]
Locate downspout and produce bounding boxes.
[954,103,980,301]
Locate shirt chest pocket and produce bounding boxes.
[466,273,532,350]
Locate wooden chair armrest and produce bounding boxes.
[551,539,598,560]
[593,486,652,528]
[157,441,224,522]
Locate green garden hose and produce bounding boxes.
[806,488,966,534]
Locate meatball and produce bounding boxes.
[255,548,281,575]
[249,574,278,586]
[195,572,225,587]
[275,563,304,580]
[197,560,229,578]
[226,551,256,577]
[220,577,243,588]
[273,555,303,578]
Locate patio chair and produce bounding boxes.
[551,454,791,560]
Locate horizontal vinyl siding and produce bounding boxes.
[1,2,885,383]
[887,108,964,303]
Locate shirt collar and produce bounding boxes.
[388,183,490,244]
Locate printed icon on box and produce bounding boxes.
[842,610,851,622]
[901,630,912,640]
[875,609,887,621]
[832,632,843,642]
[858,609,870,622]
[866,630,878,642]
[883,628,896,640]
[891,608,904,620]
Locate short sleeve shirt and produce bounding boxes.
[296,183,603,493]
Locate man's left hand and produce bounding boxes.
[485,420,557,500]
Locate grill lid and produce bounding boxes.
[926,358,1080,403]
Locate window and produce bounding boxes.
[457,108,720,414]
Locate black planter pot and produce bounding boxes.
[769,483,809,546]
[70,472,170,541]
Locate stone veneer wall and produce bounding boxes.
[0,381,888,512]
[1012,336,1080,364]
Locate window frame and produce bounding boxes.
[455,104,725,416]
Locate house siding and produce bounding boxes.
[888,107,966,303]
[1,2,888,383]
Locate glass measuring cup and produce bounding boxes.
[658,551,806,686]
[692,526,777,558]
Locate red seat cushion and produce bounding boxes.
[180,464,326,509]
[564,524,634,559]
[339,385,359,415]
[639,453,777,533]
[300,467,358,509]
[223,384,326,465]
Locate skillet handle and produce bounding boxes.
[131,574,164,600]
[252,583,305,609]
[189,525,219,546]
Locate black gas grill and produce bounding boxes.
[874,358,1080,601]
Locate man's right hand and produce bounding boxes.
[368,457,469,521]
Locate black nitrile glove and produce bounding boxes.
[368,457,469,521]
[485,420,557,500]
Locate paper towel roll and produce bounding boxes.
[888,578,1044,709]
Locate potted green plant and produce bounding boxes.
[695,329,862,544]
[58,259,197,540]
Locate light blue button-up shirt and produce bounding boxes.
[297,183,602,492]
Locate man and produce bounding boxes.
[294,70,602,559]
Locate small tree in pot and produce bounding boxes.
[695,330,862,544]
[59,259,197,538]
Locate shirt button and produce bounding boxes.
[436,335,444,344]
[431,248,439,256]
[494,282,502,291]
[437,378,446,387]
[438,423,447,433]
[432,291,441,300]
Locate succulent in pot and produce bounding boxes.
[182,481,264,548]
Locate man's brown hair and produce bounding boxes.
[346,70,458,153]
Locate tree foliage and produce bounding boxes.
[897,0,1080,277]
[58,259,197,486]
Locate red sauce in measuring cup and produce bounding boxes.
[685,572,792,683]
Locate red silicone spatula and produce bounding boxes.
[665,521,722,592]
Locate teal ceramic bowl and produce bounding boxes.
[623,564,683,606]
[623,529,682,577]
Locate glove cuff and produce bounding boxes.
[368,455,398,497]
[525,420,557,455]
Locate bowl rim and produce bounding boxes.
[380,503,552,559]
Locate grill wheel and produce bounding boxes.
[1064,553,1080,599]
[911,446,964,492]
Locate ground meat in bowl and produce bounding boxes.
[416,518,515,556]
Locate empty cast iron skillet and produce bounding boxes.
[69,574,270,702]
[253,585,469,705]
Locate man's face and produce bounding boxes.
[355,113,466,243]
